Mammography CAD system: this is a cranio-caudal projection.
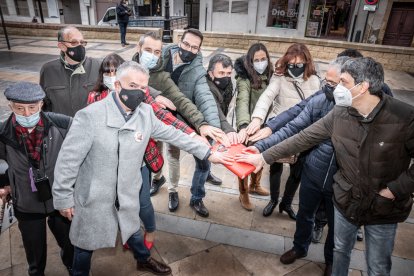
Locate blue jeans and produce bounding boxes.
[293,173,334,264]
[333,207,397,276]
[140,166,155,232]
[72,230,150,276]
[190,156,210,203]
[118,22,127,44]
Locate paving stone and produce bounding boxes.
[155,212,210,240]
[197,189,255,229]
[168,245,250,276]
[391,256,414,276]
[9,224,26,266]
[284,262,324,276]
[393,223,414,260]
[0,262,27,276]
[0,229,11,271]
[152,186,196,220]
[44,251,69,275]
[225,245,309,276]
[251,204,297,238]
[153,231,217,264]
[206,223,284,255]
[91,237,151,276]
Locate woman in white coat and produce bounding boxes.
[246,43,320,220]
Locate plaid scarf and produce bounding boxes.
[14,116,45,166]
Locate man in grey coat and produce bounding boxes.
[52,61,231,275]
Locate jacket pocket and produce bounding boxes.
[333,173,353,208]
[371,194,394,216]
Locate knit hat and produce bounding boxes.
[4,82,46,103]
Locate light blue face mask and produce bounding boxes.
[140,50,159,70]
[15,111,41,128]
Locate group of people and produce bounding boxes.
[0,24,412,276]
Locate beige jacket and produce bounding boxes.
[251,75,320,123]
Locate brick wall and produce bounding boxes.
[0,22,162,43]
[173,31,414,73]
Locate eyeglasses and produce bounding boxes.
[60,40,88,47]
[287,63,305,69]
[322,78,339,88]
[180,41,199,53]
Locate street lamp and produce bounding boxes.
[162,0,172,43]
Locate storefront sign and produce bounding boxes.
[267,0,301,29]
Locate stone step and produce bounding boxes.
[152,152,414,275]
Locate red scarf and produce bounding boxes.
[14,116,44,166]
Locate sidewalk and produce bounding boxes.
[0,35,413,276]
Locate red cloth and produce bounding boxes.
[14,116,44,166]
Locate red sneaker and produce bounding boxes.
[123,243,130,250]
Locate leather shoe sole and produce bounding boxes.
[168,192,179,212]
[150,176,166,196]
[280,249,307,264]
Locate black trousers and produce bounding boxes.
[16,211,73,276]
[269,155,304,202]
[118,22,128,44]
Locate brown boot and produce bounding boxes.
[238,177,253,211]
[249,169,269,196]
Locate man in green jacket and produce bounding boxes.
[236,57,414,276]
[132,31,227,217]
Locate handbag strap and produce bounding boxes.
[293,81,305,101]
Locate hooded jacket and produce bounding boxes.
[234,55,269,130]
[161,44,221,128]
[132,52,206,131]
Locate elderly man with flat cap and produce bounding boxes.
[0,82,74,276]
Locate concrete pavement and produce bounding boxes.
[0,35,414,276]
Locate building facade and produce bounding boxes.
[1,0,412,47]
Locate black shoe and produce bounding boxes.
[356,227,363,241]
[190,200,209,217]
[279,201,296,220]
[324,264,332,276]
[207,172,222,185]
[137,257,171,275]
[124,42,130,45]
[168,192,179,212]
[280,248,307,264]
[150,176,166,196]
[263,199,278,217]
[312,226,324,243]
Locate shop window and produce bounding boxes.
[0,0,9,15]
[33,0,49,18]
[14,0,30,16]
[231,1,248,14]
[267,0,301,29]
[213,0,229,13]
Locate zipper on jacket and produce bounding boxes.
[322,153,335,190]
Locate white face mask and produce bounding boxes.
[333,83,362,107]
[140,50,159,70]
[103,75,116,91]
[253,60,268,75]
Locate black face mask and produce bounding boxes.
[323,84,335,102]
[213,76,231,90]
[288,67,305,78]
[65,45,85,62]
[119,87,145,111]
[178,47,197,63]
